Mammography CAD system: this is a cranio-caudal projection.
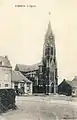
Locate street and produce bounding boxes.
[0,95,77,120]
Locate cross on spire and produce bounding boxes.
[48,12,52,18]
[49,12,51,15]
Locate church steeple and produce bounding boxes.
[42,20,58,94]
[45,21,54,41]
[43,21,55,59]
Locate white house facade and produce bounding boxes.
[12,71,32,95]
[72,76,77,97]
[0,56,12,89]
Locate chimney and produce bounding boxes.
[5,55,8,59]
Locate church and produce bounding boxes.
[15,21,58,94]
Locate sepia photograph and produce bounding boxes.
[0,0,77,120]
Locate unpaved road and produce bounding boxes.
[0,96,77,120]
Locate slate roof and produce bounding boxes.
[59,79,77,88]
[15,61,42,72]
[65,80,72,86]
[12,71,32,83]
[66,80,77,88]
[0,56,11,67]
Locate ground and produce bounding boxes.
[0,95,77,120]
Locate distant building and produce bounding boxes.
[58,79,72,96]
[15,21,58,94]
[12,71,32,95]
[58,78,77,96]
[72,76,77,96]
[0,56,12,89]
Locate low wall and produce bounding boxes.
[0,89,16,113]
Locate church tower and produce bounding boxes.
[42,21,58,94]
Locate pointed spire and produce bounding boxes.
[45,21,54,40]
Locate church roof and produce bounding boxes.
[15,61,42,72]
[12,71,32,83]
[0,56,11,67]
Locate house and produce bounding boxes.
[58,79,72,96]
[15,21,58,94]
[11,71,32,95]
[0,56,16,112]
[0,56,12,89]
[58,78,77,96]
[72,76,77,96]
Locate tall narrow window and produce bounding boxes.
[0,61,4,65]
[51,47,53,55]
[39,65,42,73]
[0,61,2,65]
[45,47,50,56]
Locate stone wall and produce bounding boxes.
[0,89,16,113]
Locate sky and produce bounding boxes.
[0,0,77,83]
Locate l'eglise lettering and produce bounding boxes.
[27,4,36,8]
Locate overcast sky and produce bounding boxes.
[0,0,77,83]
